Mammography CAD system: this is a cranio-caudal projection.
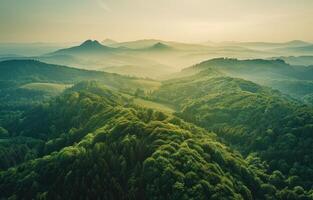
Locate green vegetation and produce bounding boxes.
[21,83,71,95]
[182,58,313,101]
[274,56,313,66]
[133,98,176,114]
[3,39,313,79]
[47,40,179,79]
[152,68,313,192]
[1,54,313,199]
[0,81,312,199]
[0,59,141,89]
[0,59,160,126]
[103,64,173,79]
[0,81,295,200]
[39,39,287,79]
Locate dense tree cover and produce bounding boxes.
[181,58,313,100]
[0,80,54,127]
[2,82,311,199]
[187,58,313,81]
[1,57,313,199]
[0,59,159,92]
[0,137,44,170]
[0,59,158,127]
[152,69,313,192]
[0,59,121,84]
[267,79,313,99]
[0,81,123,171]
[303,93,313,105]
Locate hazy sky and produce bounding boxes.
[1,0,313,43]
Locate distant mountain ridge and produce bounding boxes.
[102,38,118,46]
[273,55,313,66]
[0,59,161,93]
[288,45,313,53]
[177,58,313,100]
[186,57,313,80]
[215,40,312,49]
[21,38,313,80]
[0,59,112,83]
[51,40,118,55]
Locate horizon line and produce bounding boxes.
[0,38,312,45]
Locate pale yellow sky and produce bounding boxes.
[0,0,313,43]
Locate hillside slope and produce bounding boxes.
[0,59,160,128]
[0,59,160,91]
[152,69,313,190]
[181,58,313,100]
[0,81,296,200]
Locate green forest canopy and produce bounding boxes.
[1,57,313,199]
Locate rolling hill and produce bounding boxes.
[42,40,178,79]
[102,38,118,46]
[0,59,161,127]
[214,40,312,51]
[152,68,313,191]
[4,39,299,80]
[273,56,313,66]
[179,58,313,100]
[1,57,313,199]
[2,39,313,80]
[0,59,159,91]
[1,81,310,199]
[273,44,313,56]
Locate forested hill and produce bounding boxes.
[187,58,313,81]
[0,81,302,199]
[181,58,313,101]
[0,59,160,131]
[0,59,129,84]
[152,69,313,192]
[0,59,313,199]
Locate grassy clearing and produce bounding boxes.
[120,91,176,113]
[133,98,176,113]
[21,83,72,94]
[130,79,161,91]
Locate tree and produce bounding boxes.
[0,127,9,138]
[134,88,145,97]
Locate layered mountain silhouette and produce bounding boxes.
[146,42,172,51]
[284,40,311,47]
[51,40,118,55]
[180,57,313,99]
[216,40,312,50]
[102,38,118,46]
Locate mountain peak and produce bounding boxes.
[150,42,171,50]
[286,40,310,46]
[80,40,103,48]
[51,40,115,55]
